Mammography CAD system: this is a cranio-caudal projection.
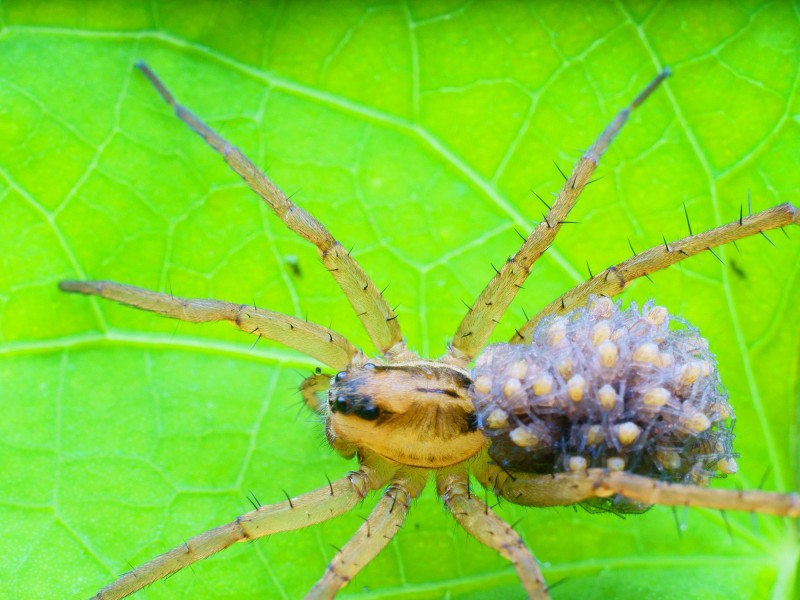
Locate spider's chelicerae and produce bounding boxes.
[61,64,799,600]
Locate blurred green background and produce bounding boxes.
[0,1,797,598]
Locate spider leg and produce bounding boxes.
[448,70,670,363]
[437,468,549,600]
[59,280,359,370]
[306,469,428,599]
[511,202,798,340]
[92,467,391,600]
[481,466,799,517]
[136,63,404,356]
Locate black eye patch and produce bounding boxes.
[331,395,349,413]
[329,393,380,421]
[352,404,380,420]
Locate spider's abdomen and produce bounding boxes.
[471,296,737,512]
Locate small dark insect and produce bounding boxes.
[61,64,799,599]
[285,254,302,277]
[729,258,747,279]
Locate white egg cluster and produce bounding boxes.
[471,296,737,512]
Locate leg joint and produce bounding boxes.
[385,483,412,510]
[438,478,471,506]
[234,515,252,540]
[346,470,372,500]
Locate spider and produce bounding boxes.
[60,64,799,600]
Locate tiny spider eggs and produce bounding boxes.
[471,297,737,513]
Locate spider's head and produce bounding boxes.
[325,360,486,468]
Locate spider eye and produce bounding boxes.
[335,371,347,381]
[333,396,349,413]
[363,363,376,369]
[354,405,380,421]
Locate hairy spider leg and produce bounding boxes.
[307,469,428,599]
[437,468,548,599]
[92,465,393,600]
[136,62,405,356]
[59,280,358,370]
[449,70,671,363]
[513,202,799,340]
[478,466,800,517]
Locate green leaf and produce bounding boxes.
[1,2,798,599]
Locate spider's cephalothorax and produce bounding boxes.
[61,64,799,600]
[325,360,483,468]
